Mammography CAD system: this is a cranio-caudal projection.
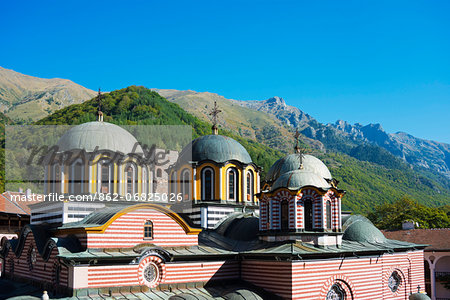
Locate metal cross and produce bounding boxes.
[97,88,103,112]
[209,101,222,126]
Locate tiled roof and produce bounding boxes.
[382,229,450,251]
[0,192,28,215]
[0,192,44,215]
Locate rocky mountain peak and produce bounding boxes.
[265,96,286,107]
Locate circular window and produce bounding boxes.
[388,271,401,293]
[144,262,159,283]
[138,256,163,288]
[28,247,37,270]
[326,283,346,300]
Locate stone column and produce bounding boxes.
[430,261,436,300]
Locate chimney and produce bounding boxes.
[18,187,24,193]
[25,188,31,198]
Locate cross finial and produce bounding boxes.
[209,101,222,135]
[97,88,104,122]
[294,128,304,169]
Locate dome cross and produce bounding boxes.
[97,88,104,122]
[209,101,222,135]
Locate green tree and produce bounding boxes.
[367,197,450,230]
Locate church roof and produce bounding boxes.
[270,170,331,191]
[177,134,252,164]
[56,121,143,154]
[265,154,332,184]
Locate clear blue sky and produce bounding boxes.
[1,0,449,143]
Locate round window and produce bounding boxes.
[388,271,401,293]
[144,262,159,284]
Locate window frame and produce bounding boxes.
[143,220,154,240]
[201,167,215,201]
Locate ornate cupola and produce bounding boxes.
[258,129,345,246]
[168,101,262,229]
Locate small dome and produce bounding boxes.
[57,121,142,154]
[177,135,252,164]
[265,154,332,183]
[214,214,259,241]
[409,293,431,300]
[270,170,331,191]
[342,215,386,243]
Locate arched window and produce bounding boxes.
[144,220,153,240]
[326,200,332,230]
[53,164,61,194]
[70,161,84,195]
[281,200,289,230]
[246,170,254,201]
[227,168,238,202]
[181,169,191,200]
[304,198,313,231]
[265,201,270,228]
[326,283,346,300]
[98,160,112,194]
[156,169,162,177]
[170,172,177,194]
[125,163,137,195]
[201,168,214,200]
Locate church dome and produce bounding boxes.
[265,154,332,183]
[270,170,331,191]
[57,121,142,154]
[409,293,431,300]
[342,215,386,243]
[177,135,252,164]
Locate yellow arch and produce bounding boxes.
[58,203,201,235]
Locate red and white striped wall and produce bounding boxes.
[242,250,425,300]
[260,188,341,232]
[72,208,198,249]
[3,231,68,288]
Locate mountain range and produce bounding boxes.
[154,89,450,181]
[0,66,96,122]
[0,67,449,212]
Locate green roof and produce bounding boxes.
[178,135,252,164]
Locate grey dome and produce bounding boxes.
[266,154,332,183]
[409,293,431,300]
[178,135,252,164]
[57,121,142,154]
[342,215,386,243]
[270,170,331,191]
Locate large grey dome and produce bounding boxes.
[57,121,142,154]
[177,135,252,164]
[266,154,332,183]
[271,170,331,191]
